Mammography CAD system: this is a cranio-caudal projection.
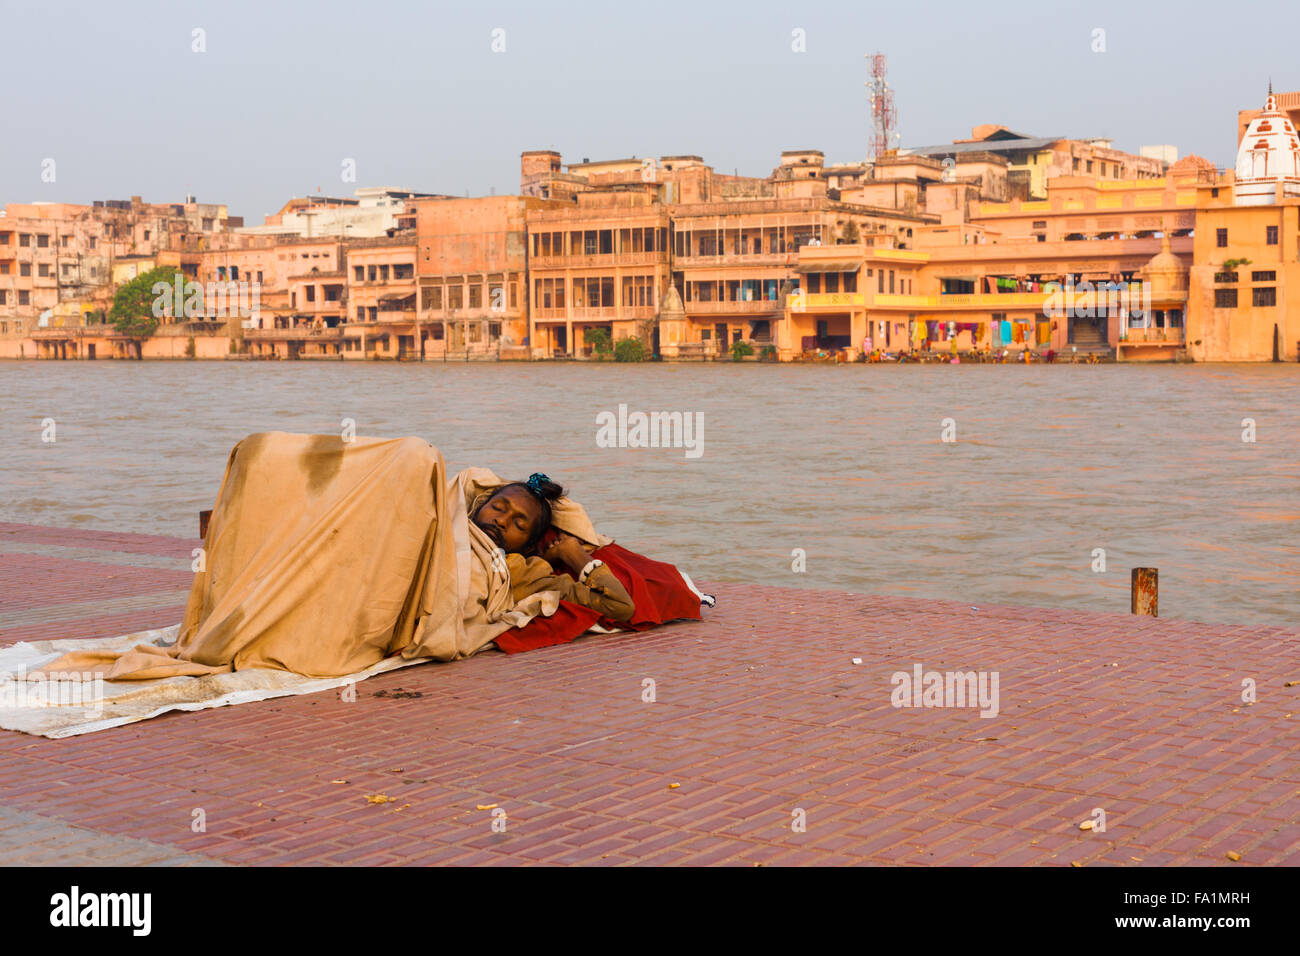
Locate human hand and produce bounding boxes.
[541,532,592,572]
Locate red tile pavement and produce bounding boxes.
[0,552,189,614]
[0,522,1297,866]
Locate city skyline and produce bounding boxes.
[3,0,1296,220]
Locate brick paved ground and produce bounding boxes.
[1,521,1297,866]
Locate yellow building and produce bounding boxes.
[1186,92,1300,362]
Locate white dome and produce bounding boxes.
[1234,92,1300,205]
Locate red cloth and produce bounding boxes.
[493,542,703,654]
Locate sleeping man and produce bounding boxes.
[35,434,708,682]
[469,473,636,623]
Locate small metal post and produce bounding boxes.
[1131,567,1158,617]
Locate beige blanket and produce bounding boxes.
[34,433,607,682]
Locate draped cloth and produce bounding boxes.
[33,434,608,682]
[495,542,703,654]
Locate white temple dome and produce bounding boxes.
[1234,90,1300,206]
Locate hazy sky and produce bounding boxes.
[2,0,1294,223]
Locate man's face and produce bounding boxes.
[473,485,544,554]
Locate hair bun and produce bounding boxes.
[524,472,564,502]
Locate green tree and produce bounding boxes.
[109,266,184,337]
[613,336,647,362]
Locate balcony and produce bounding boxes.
[684,299,784,314]
[532,306,619,321]
[871,293,1050,310]
[1119,327,1184,345]
[529,251,667,269]
[790,293,866,310]
[675,252,797,268]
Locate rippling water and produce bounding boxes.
[2,360,1297,628]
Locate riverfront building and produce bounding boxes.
[2,90,1296,364]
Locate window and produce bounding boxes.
[877,270,884,293]
[0,233,9,244]
[1266,226,1278,245]
[889,270,895,294]
[304,286,315,303]
[20,263,31,277]
[61,235,70,247]
[19,290,30,305]
[36,234,49,248]
[0,291,6,304]
[1216,228,1227,247]
[1252,287,1276,307]
[143,230,150,241]
[1086,160,1093,173]
[379,264,389,281]
[257,271,263,283]
[354,266,364,281]
[1252,270,1276,282]
[0,262,8,274]
[1214,271,1238,283]
[448,284,463,309]
[38,264,50,277]
[230,265,238,280]
[368,266,377,281]
[1214,288,1237,308]
[357,306,365,322]
[89,237,96,250]
[19,234,31,247]
[469,284,482,309]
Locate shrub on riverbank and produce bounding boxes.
[584,327,613,359]
[730,339,755,362]
[613,337,647,362]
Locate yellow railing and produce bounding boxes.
[870,293,1051,309]
[791,293,865,309]
[868,248,930,262]
[1120,328,1184,345]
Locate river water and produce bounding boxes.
[2,361,1297,628]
